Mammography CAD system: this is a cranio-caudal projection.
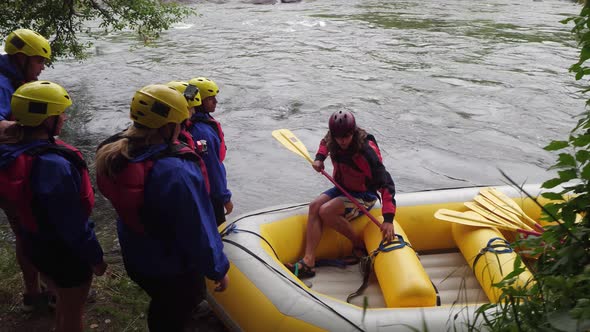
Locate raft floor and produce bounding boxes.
[310,251,488,308]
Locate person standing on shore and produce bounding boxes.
[0,81,107,331]
[0,28,55,311]
[186,77,233,226]
[96,84,229,331]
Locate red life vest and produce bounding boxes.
[178,129,196,150]
[0,140,95,233]
[96,137,210,235]
[332,136,383,192]
[178,128,208,155]
[189,115,227,162]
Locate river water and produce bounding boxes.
[1,0,584,238]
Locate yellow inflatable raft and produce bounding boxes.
[206,184,547,331]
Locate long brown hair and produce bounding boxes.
[0,119,56,144]
[324,127,367,155]
[95,125,161,179]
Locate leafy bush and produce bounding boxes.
[473,3,590,332]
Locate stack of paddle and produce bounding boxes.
[435,187,545,237]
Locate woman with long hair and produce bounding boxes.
[286,110,397,279]
[95,84,229,331]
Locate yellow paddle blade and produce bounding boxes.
[472,196,533,231]
[435,209,542,236]
[435,209,505,230]
[480,188,524,214]
[272,129,313,164]
[479,188,539,227]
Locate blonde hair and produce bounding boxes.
[95,125,161,178]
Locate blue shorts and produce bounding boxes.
[322,187,378,221]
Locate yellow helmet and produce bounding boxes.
[130,84,189,129]
[11,81,72,127]
[165,81,202,108]
[188,77,219,100]
[4,29,51,60]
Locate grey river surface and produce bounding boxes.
[1,0,585,250]
[0,0,584,330]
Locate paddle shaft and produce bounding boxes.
[319,169,383,229]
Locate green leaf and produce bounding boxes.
[558,169,578,182]
[580,47,590,65]
[557,153,577,167]
[543,178,568,189]
[572,134,590,147]
[581,163,590,179]
[576,150,590,163]
[542,192,564,201]
[545,140,569,151]
[570,63,582,72]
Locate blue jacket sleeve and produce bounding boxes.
[31,154,104,266]
[189,124,232,203]
[145,158,230,281]
[0,87,12,121]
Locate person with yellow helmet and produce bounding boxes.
[0,29,53,311]
[1,29,51,126]
[95,84,229,331]
[165,81,207,153]
[186,77,233,226]
[0,81,107,331]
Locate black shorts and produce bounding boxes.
[127,270,205,332]
[26,239,93,288]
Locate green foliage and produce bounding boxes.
[0,0,195,60]
[86,264,150,331]
[474,3,590,331]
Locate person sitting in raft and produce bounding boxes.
[186,77,233,226]
[286,110,397,279]
[95,84,229,332]
[0,81,107,331]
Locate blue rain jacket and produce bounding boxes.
[188,113,232,204]
[116,144,229,280]
[0,54,22,121]
[0,140,104,266]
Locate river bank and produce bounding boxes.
[0,225,227,332]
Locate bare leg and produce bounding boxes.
[54,277,92,332]
[302,194,332,268]
[15,238,41,295]
[318,198,363,249]
[4,208,41,298]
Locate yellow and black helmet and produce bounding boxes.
[4,29,51,60]
[130,84,189,129]
[165,81,202,108]
[188,77,219,100]
[11,81,72,127]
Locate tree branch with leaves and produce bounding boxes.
[0,0,195,60]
